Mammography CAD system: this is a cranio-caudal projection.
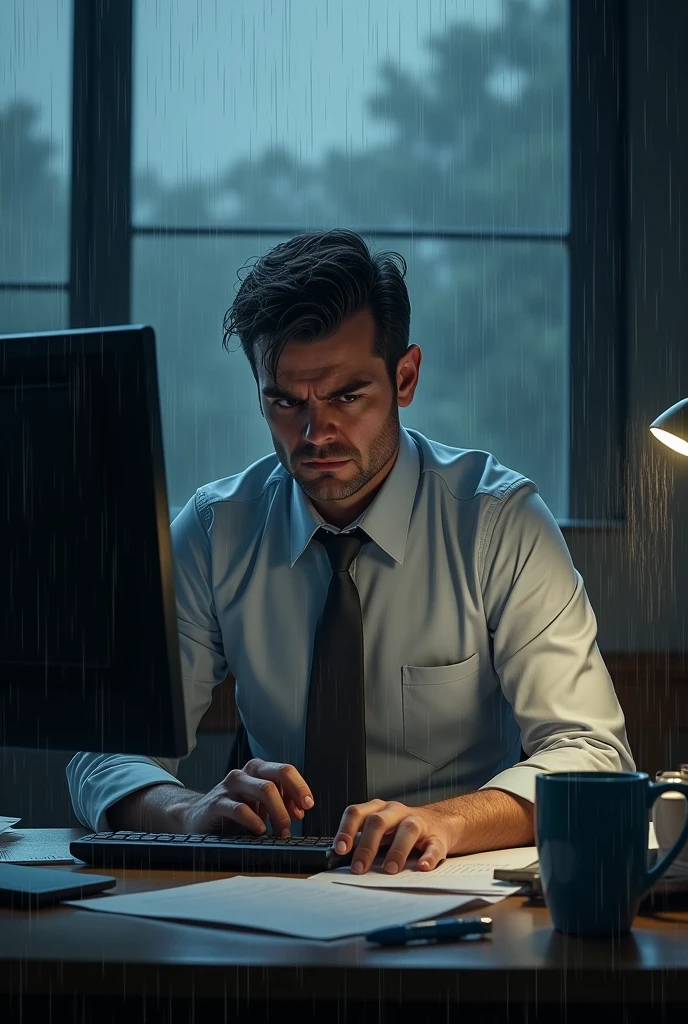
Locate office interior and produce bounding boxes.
[1,0,687,835]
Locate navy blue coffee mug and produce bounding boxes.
[535,771,688,935]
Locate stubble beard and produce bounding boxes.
[272,400,400,503]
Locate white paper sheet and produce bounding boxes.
[0,817,21,835]
[309,846,537,894]
[318,832,662,894]
[66,874,507,940]
[0,827,75,863]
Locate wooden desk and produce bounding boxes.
[2,830,688,1023]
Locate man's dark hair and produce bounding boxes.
[222,229,411,397]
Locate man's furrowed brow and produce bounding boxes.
[261,377,375,400]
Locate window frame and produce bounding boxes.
[567,0,627,524]
[66,0,627,526]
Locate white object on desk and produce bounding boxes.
[649,820,659,850]
[0,828,76,864]
[309,846,536,895]
[0,817,21,835]
[653,790,688,867]
[66,874,507,940]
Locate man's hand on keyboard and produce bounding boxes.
[332,799,454,875]
[178,759,314,838]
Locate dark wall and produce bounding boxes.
[566,0,688,651]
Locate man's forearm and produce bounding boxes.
[433,787,534,855]
[107,783,202,833]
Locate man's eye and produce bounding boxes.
[275,395,361,408]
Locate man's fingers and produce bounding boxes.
[214,798,267,836]
[417,839,447,871]
[244,760,314,813]
[350,804,408,873]
[223,758,312,835]
[252,801,269,822]
[224,770,292,836]
[334,800,387,854]
[381,816,425,874]
[285,797,304,820]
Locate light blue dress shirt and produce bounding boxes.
[67,426,634,833]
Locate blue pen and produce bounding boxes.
[365,915,493,946]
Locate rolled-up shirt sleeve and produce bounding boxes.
[66,490,228,833]
[478,484,635,805]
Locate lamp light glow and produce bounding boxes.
[650,428,688,457]
[649,398,688,457]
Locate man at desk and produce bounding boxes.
[67,229,634,876]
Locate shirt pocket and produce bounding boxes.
[402,653,481,769]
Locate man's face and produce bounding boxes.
[257,308,420,520]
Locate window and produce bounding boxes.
[0,0,72,333]
[5,0,624,525]
[131,0,572,518]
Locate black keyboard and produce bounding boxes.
[70,831,354,874]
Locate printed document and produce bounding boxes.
[66,873,506,940]
[308,846,537,894]
[0,827,75,863]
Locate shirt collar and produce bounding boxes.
[289,424,420,568]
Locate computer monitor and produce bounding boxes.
[0,324,189,757]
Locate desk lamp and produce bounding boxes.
[649,396,688,864]
[650,398,688,456]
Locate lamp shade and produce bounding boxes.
[650,397,688,456]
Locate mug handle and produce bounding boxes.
[644,781,688,893]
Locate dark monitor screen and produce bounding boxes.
[0,324,188,757]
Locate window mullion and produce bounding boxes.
[69,0,133,329]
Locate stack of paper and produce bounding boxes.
[0,827,76,864]
[64,847,535,939]
[67,873,506,940]
[308,846,536,896]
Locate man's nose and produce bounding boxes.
[302,404,338,445]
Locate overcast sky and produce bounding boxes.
[1,0,511,188]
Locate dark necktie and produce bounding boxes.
[303,526,370,836]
